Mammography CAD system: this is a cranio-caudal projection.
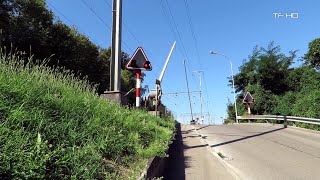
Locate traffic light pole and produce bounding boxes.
[136,70,141,107]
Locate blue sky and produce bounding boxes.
[47,0,320,124]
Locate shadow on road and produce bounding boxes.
[195,125,211,131]
[163,123,187,180]
[210,127,286,148]
[184,144,208,149]
[182,134,201,139]
[163,124,214,180]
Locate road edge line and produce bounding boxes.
[191,125,242,180]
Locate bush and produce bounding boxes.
[0,51,175,179]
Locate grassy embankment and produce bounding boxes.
[0,51,175,179]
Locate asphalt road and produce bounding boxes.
[191,123,320,180]
[163,123,235,180]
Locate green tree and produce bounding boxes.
[230,42,296,117]
[303,38,320,70]
[96,48,111,93]
[0,0,54,59]
[226,98,235,121]
[233,43,295,95]
[0,0,148,106]
[48,23,99,75]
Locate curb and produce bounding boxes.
[138,156,167,180]
[138,122,179,180]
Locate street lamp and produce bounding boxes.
[209,50,239,124]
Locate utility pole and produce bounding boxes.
[184,60,193,122]
[193,70,203,124]
[101,0,123,104]
[110,0,122,92]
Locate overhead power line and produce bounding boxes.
[49,0,175,95]
[102,0,112,8]
[182,0,203,69]
[80,0,111,30]
[159,0,198,88]
[162,0,190,62]
[79,0,134,52]
[100,0,168,90]
[47,1,102,46]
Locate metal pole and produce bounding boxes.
[110,0,122,92]
[210,51,239,123]
[248,103,251,123]
[229,60,239,123]
[136,70,141,107]
[220,54,238,124]
[155,84,159,117]
[200,72,203,124]
[183,60,193,121]
[193,71,203,124]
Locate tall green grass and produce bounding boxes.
[0,50,175,179]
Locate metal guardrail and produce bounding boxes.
[237,115,320,126]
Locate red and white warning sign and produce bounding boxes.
[126,47,152,71]
[242,92,255,115]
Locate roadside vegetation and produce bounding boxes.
[226,41,320,131]
[0,51,175,179]
[0,1,176,179]
[0,0,150,105]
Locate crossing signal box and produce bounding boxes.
[126,47,152,71]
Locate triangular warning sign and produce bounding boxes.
[125,47,152,71]
[242,92,255,104]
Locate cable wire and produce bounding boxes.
[47,1,102,47]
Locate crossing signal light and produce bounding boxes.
[143,61,152,70]
[126,47,152,71]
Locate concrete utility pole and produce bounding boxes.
[110,0,122,92]
[193,70,203,124]
[101,0,125,104]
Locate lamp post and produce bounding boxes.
[209,50,239,124]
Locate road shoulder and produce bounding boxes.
[182,124,235,180]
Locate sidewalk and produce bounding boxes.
[163,124,235,180]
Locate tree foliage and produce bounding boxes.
[304,38,320,70]
[227,42,320,122]
[0,0,142,105]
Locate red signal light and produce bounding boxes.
[143,61,151,70]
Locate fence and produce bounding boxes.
[237,115,320,126]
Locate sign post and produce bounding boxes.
[126,47,152,108]
[242,92,255,122]
[136,70,141,107]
